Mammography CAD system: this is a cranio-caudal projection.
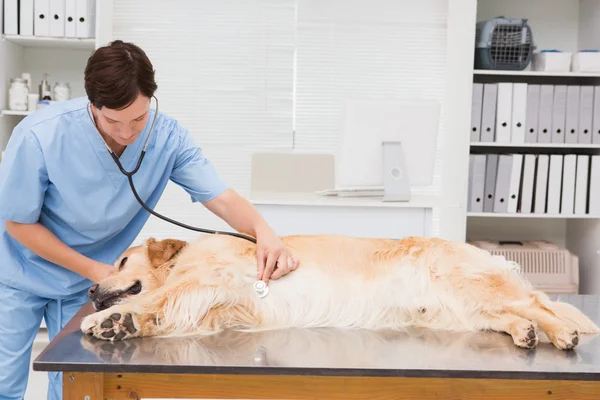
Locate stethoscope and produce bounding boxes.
[86,96,257,244]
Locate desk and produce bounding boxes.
[250,191,445,239]
[34,295,600,399]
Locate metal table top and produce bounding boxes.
[33,294,600,380]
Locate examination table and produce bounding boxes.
[34,294,600,399]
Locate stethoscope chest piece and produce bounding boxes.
[253,280,269,298]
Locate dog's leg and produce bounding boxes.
[507,292,582,350]
[81,275,249,341]
[81,301,160,341]
[481,313,539,349]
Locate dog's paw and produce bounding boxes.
[513,324,539,349]
[548,328,579,351]
[81,310,139,341]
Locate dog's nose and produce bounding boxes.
[88,284,99,299]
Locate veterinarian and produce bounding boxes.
[0,40,298,400]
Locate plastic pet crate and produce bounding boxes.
[467,240,579,294]
[475,16,535,70]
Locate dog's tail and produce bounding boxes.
[547,299,600,334]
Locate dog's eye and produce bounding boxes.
[118,257,128,270]
[128,280,142,295]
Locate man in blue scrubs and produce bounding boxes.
[0,40,298,400]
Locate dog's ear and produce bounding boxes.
[146,238,187,268]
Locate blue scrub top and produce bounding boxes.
[0,97,229,299]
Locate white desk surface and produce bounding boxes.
[249,191,445,208]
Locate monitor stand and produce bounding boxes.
[382,141,411,202]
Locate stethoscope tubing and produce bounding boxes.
[87,97,257,244]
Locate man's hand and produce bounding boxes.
[202,188,299,282]
[256,229,298,283]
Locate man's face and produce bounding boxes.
[92,94,152,147]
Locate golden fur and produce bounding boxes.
[81,234,600,350]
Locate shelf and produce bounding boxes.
[2,34,95,50]
[249,191,450,209]
[474,69,600,78]
[470,142,600,149]
[467,212,600,219]
[1,110,31,116]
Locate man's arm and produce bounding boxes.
[168,124,298,282]
[5,221,115,283]
[0,130,115,284]
[203,188,298,282]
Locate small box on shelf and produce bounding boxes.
[571,51,600,74]
[531,51,572,73]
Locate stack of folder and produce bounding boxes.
[467,153,600,215]
[471,82,600,144]
[3,0,95,38]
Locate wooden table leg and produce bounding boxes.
[63,372,104,400]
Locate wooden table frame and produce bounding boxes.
[63,371,600,399]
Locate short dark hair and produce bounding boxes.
[84,40,157,110]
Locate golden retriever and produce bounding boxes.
[80,234,600,350]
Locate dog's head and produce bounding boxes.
[88,237,187,311]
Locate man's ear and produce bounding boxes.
[146,238,187,268]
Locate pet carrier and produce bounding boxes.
[467,240,579,294]
[474,16,535,70]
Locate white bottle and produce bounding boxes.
[8,78,29,111]
[53,82,71,102]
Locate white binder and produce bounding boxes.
[551,85,567,143]
[525,84,540,143]
[590,155,600,215]
[534,154,549,214]
[506,154,523,213]
[537,85,554,143]
[565,85,580,144]
[470,83,483,142]
[20,0,35,36]
[520,154,536,213]
[493,154,513,213]
[76,0,96,38]
[480,84,497,142]
[578,86,594,144]
[50,0,65,37]
[467,154,486,212]
[574,155,590,215]
[3,0,18,35]
[495,83,513,143]
[511,83,527,144]
[546,155,563,214]
[560,154,576,215]
[483,154,499,212]
[64,0,76,37]
[34,0,50,36]
[594,87,600,144]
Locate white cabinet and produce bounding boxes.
[0,0,112,153]
[465,0,600,294]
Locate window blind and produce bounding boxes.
[111,0,449,241]
[111,0,296,242]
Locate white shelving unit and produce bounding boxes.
[465,0,600,295]
[0,1,111,153]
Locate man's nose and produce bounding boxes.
[88,284,99,298]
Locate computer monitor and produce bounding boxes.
[336,98,441,198]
